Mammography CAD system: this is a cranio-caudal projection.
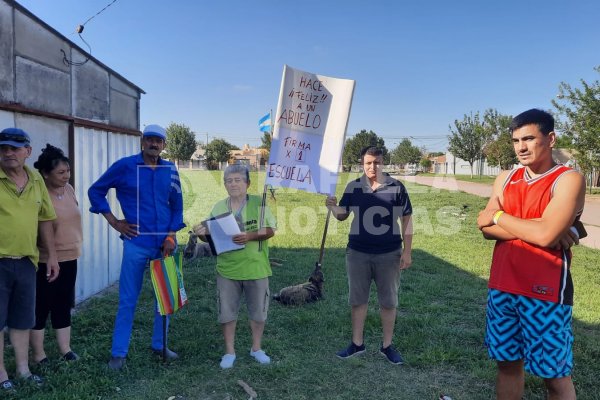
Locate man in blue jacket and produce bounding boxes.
[88,124,185,370]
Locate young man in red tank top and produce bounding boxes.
[477,109,586,400]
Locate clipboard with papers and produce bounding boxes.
[202,212,245,255]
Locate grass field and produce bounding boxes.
[5,171,600,399]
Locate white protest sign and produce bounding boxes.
[265,65,355,195]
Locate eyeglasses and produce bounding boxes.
[0,133,30,143]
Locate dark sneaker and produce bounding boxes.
[108,356,126,370]
[151,348,178,361]
[62,351,79,361]
[336,342,365,359]
[380,344,404,365]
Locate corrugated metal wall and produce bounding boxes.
[74,126,140,303]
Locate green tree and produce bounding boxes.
[482,109,516,170]
[485,132,516,170]
[258,132,272,161]
[259,132,272,150]
[448,112,492,178]
[420,157,432,171]
[428,151,445,157]
[342,130,388,170]
[390,138,422,166]
[165,123,197,164]
[205,138,238,170]
[552,66,600,188]
[554,134,573,149]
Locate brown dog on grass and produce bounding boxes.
[273,263,324,306]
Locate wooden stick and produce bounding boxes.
[258,184,268,251]
[237,380,257,398]
[318,208,332,267]
[162,315,167,363]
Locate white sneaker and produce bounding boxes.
[220,353,236,369]
[250,349,271,364]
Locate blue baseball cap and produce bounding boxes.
[143,124,166,140]
[0,128,31,147]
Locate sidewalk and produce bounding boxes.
[397,175,600,250]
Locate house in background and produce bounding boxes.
[172,143,268,171]
[1,0,144,303]
[427,154,447,174]
[230,144,268,170]
[190,145,207,169]
[172,144,207,169]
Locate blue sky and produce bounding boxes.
[17,0,600,152]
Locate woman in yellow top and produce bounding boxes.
[31,144,83,364]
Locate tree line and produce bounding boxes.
[448,66,599,183]
[163,125,272,170]
[343,66,599,183]
[161,66,599,184]
[161,123,240,170]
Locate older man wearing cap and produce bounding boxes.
[0,128,59,390]
[88,124,185,370]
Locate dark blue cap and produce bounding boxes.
[0,128,31,147]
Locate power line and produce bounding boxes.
[80,0,119,28]
[61,0,120,67]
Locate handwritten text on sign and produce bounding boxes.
[278,76,330,133]
[266,65,355,194]
[267,136,313,183]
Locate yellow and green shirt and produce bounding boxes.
[0,165,56,266]
[209,195,276,280]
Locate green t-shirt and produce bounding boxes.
[0,165,56,266]
[209,195,276,280]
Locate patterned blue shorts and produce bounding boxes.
[485,289,573,378]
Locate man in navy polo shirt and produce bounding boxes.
[326,146,413,365]
[88,124,185,370]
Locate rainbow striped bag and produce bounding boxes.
[150,252,188,315]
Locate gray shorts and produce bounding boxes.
[346,247,402,308]
[216,274,270,323]
[0,257,37,329]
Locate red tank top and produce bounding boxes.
[489,165,575,305]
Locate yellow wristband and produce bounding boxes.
[493,210,505,225]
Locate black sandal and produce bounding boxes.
[37,357,49,366]
[23,374,44,386]
[62,351,80,361]
[1,379,16,391]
